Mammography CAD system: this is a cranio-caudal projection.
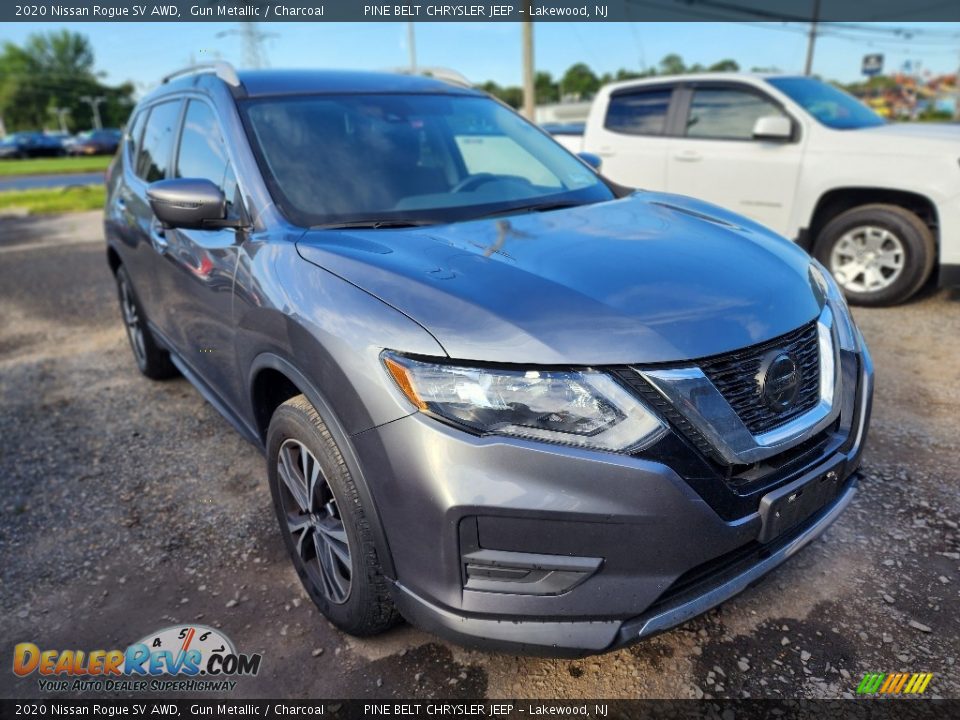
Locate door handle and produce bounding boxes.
[674,150,703,162]
[150,222,169,252]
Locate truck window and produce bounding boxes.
[604,89,672,136]
[685,87,785,141]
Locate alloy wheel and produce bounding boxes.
[119,278,147,368]
[829,225,905,294]
[277,439,353,604]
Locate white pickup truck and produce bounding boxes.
[553,73,960,305]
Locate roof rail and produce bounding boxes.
[162,62,242,89]
[393,66,472,88]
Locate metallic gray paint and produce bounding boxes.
[103,68,875,655]
[296,191,822,365]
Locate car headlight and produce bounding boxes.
[810,260,859,351]
[382,352,667,453]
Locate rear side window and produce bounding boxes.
[604,89,672,136]
[685,87,786,140]
[175,100,239,213]
[125,111,147,165]
[136,100,182,182]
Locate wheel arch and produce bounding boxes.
[106,244,122,275]
[249,352,397,580]
[805,187,938,255]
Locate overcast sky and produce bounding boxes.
[4,21,959,95]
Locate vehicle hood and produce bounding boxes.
[817,122,960,156]
[295,192,822,365]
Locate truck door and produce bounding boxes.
[582,85,676,191]
[665,83,804,236]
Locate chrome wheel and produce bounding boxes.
[277,439,352,604]
[829,225,905,294]
[119,277,147,368]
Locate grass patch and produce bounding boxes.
[0,156,112,177]
[0,185,105,215]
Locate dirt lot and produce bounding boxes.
[1,211,958,699]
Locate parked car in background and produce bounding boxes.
[68,128,122,156]
[44,131,74,152]
[0,131,66,158]
[104,64,873,656]
[553,73,960,305]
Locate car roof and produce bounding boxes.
[600,72,807,94]
[148,68,484,102]
[237,69,482,97]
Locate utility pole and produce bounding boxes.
[522,2,535,121]
[804,0,821,76]
[50,107,70,133]
[79,96,106,130]
[217,22,277,69]
[407,22,417,72]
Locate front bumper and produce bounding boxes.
[352,345,873,656]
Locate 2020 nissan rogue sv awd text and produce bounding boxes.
[104,64,873,656]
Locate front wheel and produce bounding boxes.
[813,204,935,306]
[267,395,400,636]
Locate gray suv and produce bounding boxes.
[104,63,874,656]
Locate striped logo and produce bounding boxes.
[856,672,933,695]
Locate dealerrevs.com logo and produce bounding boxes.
[13,625,262,693]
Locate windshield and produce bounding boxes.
[240,93,613,227]
[766,77,885,130]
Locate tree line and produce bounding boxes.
[0,30,135,134]
[2,38,752,133]
[480,54,746,108]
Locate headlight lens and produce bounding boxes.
[810,260,859,351]
[382,353,667,452]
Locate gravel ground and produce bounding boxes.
[1,211,958,700]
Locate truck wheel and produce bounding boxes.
[115,266,178,379]
[267,394,401,636]
[813,204,935,306]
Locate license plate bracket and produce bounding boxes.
[758,460,844,544]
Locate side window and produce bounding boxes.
[125,111,147,165]
[604,89,672,136]
[176,100,238,212]
[685,87,786,140]
[136,100,182,182]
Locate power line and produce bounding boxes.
[216,22,277,69]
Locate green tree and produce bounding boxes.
[0,30,134,133]
[560,63,600,100]
[535,71,559,104]
[708,59,740,72]
[658,54,687,75]
[479,80,523,109]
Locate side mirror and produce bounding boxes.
[752,115,793,142]
[147,178,232,229]
[577,152,603,172]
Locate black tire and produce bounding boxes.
[114,265,178,379]
[267,395,400,636]
[813,203,935,307]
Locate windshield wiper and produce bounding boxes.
[311,219,440,230]
[469,201,587,221]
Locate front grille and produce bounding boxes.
[698,321,821,435]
